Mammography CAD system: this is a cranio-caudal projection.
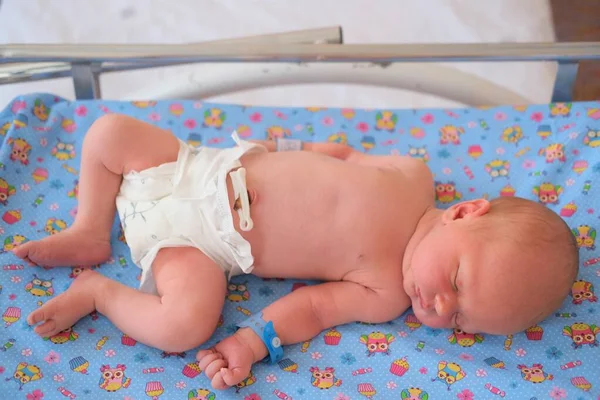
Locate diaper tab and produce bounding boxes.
[230,167,254,232]
[231,131,252,151]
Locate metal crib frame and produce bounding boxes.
[1,26,599,104]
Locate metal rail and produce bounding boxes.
[2,42,600,63]
[0,26,343,86]
[0,30,597,103]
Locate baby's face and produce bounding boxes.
[403,220,533,335]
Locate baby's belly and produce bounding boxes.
[238,152,407,280]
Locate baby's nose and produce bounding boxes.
[434,293,458,317]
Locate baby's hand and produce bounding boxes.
[196,333,256,390]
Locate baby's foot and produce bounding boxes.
[27,269,99,337]
[13,226,110,267]
[196,333,256,390]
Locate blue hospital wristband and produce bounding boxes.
[237,312,283,364]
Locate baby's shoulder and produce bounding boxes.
[388,156,433,189]
[387,158,436,212]
[403,157,433,181]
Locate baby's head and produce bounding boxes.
[403,196,578,335]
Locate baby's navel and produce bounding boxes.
[233,190,256,211]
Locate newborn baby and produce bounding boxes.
[14,114,578,390]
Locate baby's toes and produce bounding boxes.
[11,241,31,259]
[34,320,58,337]
[27,302,54,325]
[27,298,63,337]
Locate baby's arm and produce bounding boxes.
[251,139,354,159]
[197,281,409,389]
[252,139,412,169]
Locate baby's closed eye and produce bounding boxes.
[452,264,461,292]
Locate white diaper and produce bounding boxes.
[115,133,266,294]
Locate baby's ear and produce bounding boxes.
[442,199,490,223]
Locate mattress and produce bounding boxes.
[0,94,598,400]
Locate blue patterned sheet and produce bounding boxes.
[0,94,599,400]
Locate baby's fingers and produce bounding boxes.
[196,348,217,361]
[204,359,228,380]
[211,370,228,390]
[220,365,251,388]
[196,350,223,371]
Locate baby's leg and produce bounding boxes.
[27,247,226,352]
[14,114,180,266]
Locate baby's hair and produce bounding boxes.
[474,196,579,323]
[485,197,578,262]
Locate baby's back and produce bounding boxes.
[237,151,432,283]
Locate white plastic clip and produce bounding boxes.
[230,167,254,232]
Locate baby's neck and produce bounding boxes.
[401,207,444,276]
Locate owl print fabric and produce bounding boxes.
[0,94,599,399]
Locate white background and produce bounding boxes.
[0,0,556,109]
